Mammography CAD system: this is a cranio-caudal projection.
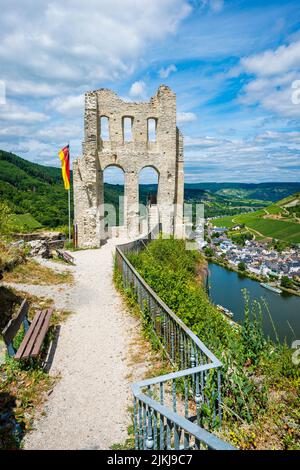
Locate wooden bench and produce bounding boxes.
[2,299,53,360]
[56,249,75,265]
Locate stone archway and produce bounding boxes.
[138,165,160,235]
[103,164,125,237]
[73,85,184,248]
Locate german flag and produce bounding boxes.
[58,145,70,190]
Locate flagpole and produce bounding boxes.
[68,142,71,244]
[68,187,71,244]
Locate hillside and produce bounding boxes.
[1,149,300,231]
[213,193,300,244]
[185,182,300,202]
[0,150,72,228]
[0,150,128,229]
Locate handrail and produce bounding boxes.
[116,226,235,451]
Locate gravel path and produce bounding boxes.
[22,238,139,450]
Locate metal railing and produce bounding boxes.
[116,226,235,450]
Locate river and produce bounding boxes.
[208,262,300,344]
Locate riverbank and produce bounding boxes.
[207,261,300,344]
[205,255,300,297]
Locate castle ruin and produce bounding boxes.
[73,85,184,248]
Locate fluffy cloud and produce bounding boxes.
[0,101,48,123]
[184,132,300,182]
[0,0,190,165]
[241,40,300,76]
[129,81,147,100]
[48,94,84,116]
[7,80,63,98]
[159,64,177,79]
[0,1,190,86]
[177,112,197,123]
[239,40,300,118]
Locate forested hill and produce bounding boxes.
[0,150,70,227]
[0,150,127,228]
[1,149,300,230]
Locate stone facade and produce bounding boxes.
[73,85,184,248]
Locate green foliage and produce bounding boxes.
[241,292,265,365]
[281,276,293,289]
[125,237,299,437]
[238,261,246,272]
[204,246,214,257]
[0,202,22,235]
[232,232,253,246]
[10,213,42,232]
[0,150,72,228]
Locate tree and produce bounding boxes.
[204,247,214,257]
[281,276,293,289]
[238,261,246,272]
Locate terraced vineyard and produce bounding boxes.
[213,193,300,243]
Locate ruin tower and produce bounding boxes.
[73,85,184,248]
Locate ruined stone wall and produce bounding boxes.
[73,85,184,248]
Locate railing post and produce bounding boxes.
[146,406,154,449]
[134,397,138,449]
[217,368,222,425]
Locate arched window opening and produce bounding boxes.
[103,166,124,228]
[147,118,157,142]
[100,116,109,141]
[123,116,133,141]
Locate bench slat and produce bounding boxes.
[14,311,43,359]
[31,309,53,357]
[2,300,29,346]
[22,311,47,359]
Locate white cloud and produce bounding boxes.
[0,1,190,85]
[48,94,84,116]
[37,124,82,141]
[129,81,147,100]
[0,1,191,166]
[177,112,197,123]
[185,135,226,147]
[0,101,48,123]
[159,64,177,79]
[7,80,63,98]
[241,40,300,76]
[238,40,300,118]
[184,132,300,183]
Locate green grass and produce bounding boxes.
[213,194,300,243]
[245,218,300,243]
[10,213,42,231]
[212,216,237,228]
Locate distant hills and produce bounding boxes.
[185,182,300,202]
[1,149,300,231]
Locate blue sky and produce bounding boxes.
[0,0,300,183]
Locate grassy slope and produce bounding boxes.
[213,193,300,243]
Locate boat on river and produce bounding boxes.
[216,304,234,318]
[260,283,282,294]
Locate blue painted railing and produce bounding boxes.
[116,227,235,450]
